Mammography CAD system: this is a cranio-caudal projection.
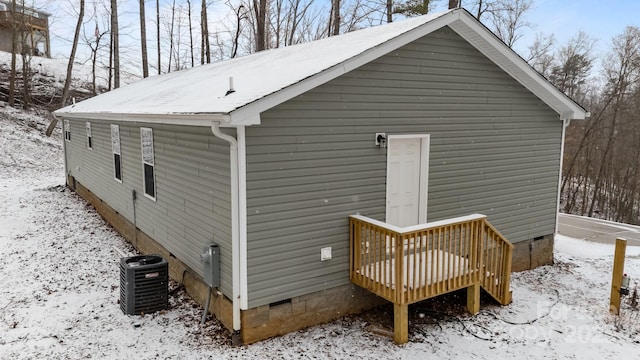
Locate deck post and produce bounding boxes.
[466,282,480,315]
[393,303,408,344]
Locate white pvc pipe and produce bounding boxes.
[210,122,241,332]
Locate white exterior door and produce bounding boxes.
[385,135,429,227]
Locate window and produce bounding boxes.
[140,127,156,199]
[64,119,71,141]
[111,124,122,182]
[86,122,92,149]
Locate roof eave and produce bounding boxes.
[53,111,232,126]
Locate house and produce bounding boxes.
[54,8,588,345]
[0,0,50,57]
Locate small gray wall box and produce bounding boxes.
[201,244,220,288]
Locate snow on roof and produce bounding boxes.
[55,10,451,123]
[55,8,587,126]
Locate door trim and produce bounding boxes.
[385,134,430,225]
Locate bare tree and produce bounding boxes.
[61,0,85,107]
[560,27,640,224]
[525,32,555,75]
[486,0,533,48]
[111,0,120,88]
[140,0,149,78]
[549,32,594,100]
[84,24,108,95]
[586,27,640,218]
[232,5,246,57]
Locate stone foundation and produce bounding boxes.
[511,234,554,272]
[241,284,386,344]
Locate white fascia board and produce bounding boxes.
[227,11,460,126]
[226,111,261,127]
[449,16,588,121]
[54,112,232,126]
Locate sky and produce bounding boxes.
[38,0,640,77]
[514,0,640,57]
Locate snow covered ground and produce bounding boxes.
[2,108,640,359]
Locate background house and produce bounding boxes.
[54,9,587,344]
[0,0,50,57]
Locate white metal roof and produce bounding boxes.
[55,8,587,126]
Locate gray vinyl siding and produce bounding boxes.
[64,121,233,297]
[245,27,562,307]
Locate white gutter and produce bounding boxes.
[210,122,241,334]
[555,118,571,234]
[53,112,231,127]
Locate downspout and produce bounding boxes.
[53,113,69,186]
[211,122,241,341]
[237,126,248,310]
[555,118,571,234]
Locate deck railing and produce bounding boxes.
[349,213,513,343]
[479,221,513,305]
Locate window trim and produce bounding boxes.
[64,119,71,141]
[140,127,156,201]
[86,122,92,149]
[111,124,122,183]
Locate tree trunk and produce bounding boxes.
[91,35,101,95]
[111,0,120,88]
[253,0,267,51]
[20,36,32,109]
[108,21,113,90]
[232,5,243,58]
[187,0,194,67]
[140,0,149,78]
[156,0,161,74]
[201,0,210,63]
[332,0,340,36]
[61,0,85,107]
[448,0,458,9]
[386,0,392,23]
[167,0,176,73]
[8,0,17,107]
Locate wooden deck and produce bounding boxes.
[350,214,513,344]
[0,12,48,31]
